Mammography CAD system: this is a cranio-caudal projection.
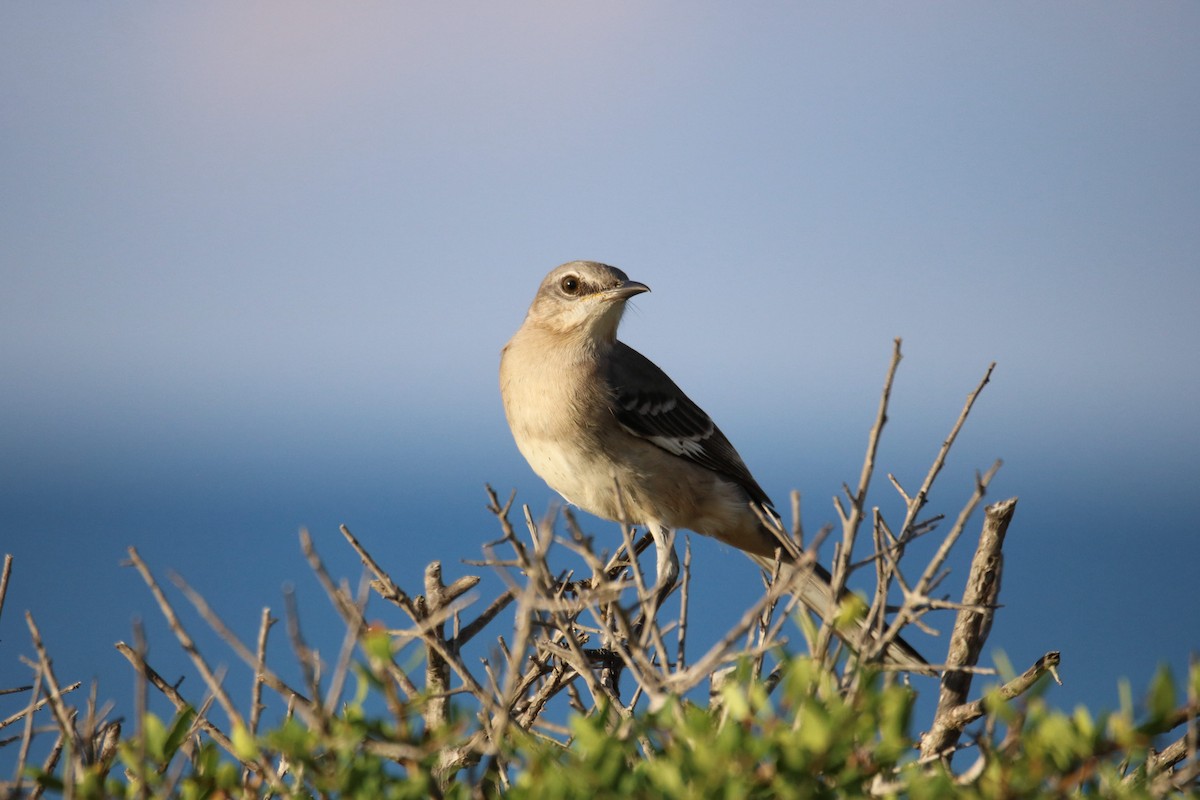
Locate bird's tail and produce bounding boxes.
[749,554,934,676]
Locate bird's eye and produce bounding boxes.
[560,275,581,295]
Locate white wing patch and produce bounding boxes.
[617,421,708,459]
[617,390,716,464]
[622,396,677,416]
[650,435,707,459]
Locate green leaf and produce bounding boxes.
[362,624,394,663]
[1144,664,1176,727]
[230,722,259,762]
[142,712,167,761]
[162,705,197,760]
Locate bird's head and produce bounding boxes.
[524,261,650,343]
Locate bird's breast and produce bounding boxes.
[500,336,621,517]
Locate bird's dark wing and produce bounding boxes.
[606,341,772,508]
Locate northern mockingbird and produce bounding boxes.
[500,260,927,671]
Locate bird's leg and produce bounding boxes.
[628,526,680,642]
[650,525,680,604]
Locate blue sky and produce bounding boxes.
[2,2,1198,761]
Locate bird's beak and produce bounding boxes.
[602,281,650,302]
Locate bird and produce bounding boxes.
[499,260,927,672]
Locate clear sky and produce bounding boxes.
[2,2,1198,761]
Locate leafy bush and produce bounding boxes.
[4,345,1196,797]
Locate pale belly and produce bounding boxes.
[515,432,626,523]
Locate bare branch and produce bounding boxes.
[249,607,274,736]
[23,613,82,775]
[124,548,248,736]
[920,650,1062,763]
[114,641,250,769]
[896,361,996,542]
[920,497,1019,759]
[0,554,13,629]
